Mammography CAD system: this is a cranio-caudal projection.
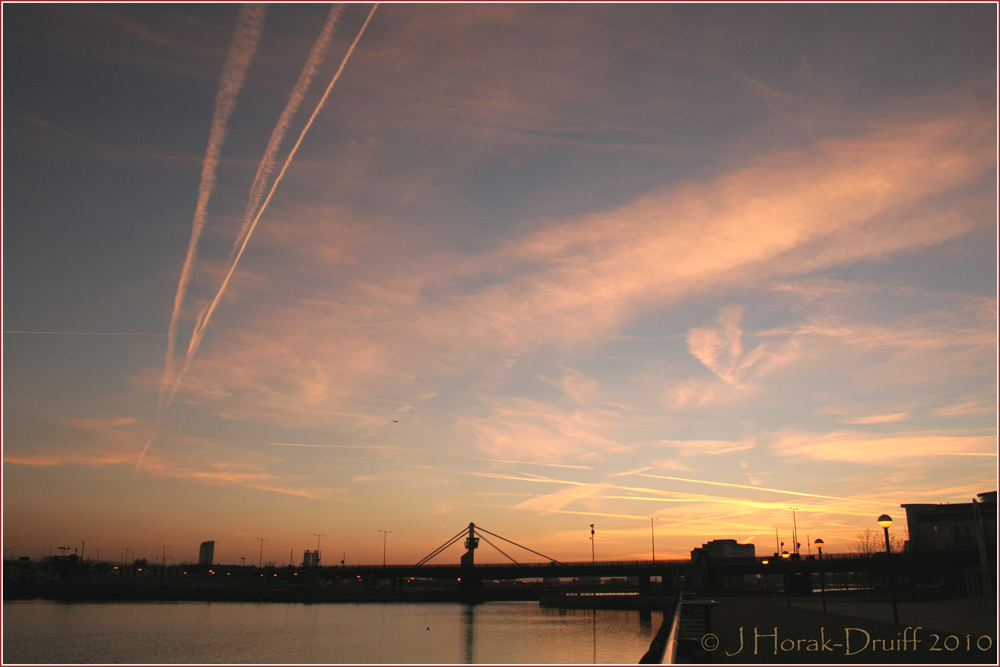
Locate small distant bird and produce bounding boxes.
[392,419,398,423]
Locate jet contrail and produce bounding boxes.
[167,4,380,404]
[232,4,345,256]
[158,3,267,416]
[143,5,267,469]
[635,473,885,506]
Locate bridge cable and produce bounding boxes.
[475,533,519,565]
[475,525,564,565]
[413,527,469,567]
[414,533,465,567]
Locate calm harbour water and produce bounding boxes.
[2,600,663,664]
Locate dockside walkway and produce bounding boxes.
[683,593,997,664]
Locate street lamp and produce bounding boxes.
[814,539,826,613]
[789,507,799,555]
[379,530,392,567]
[313,534,325,567]
[647,517,659,562]
[590,524,596,586]
[258,538,268,568]
[761,559,770,604]
[781,550,791,607]
[877,515,899,627]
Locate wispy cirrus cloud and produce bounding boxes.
[650,438,757,457]
[934,396,997,418]
[3,450,139,468]
[686,305,798,389]
[456,396,632,462]
[839,413,911,424]
[170,115,993,426]
[770,430,997,463]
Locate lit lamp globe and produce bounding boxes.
[813,539,824,554]
[781,550,790,559]
[761,559,769,565]
[878,514,894,554]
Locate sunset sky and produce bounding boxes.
[3,3,996,568]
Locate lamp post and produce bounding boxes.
[878,514,900,627]
[258,538,268,569]
[647,517,659,563]
[781,550,791,606]
[761,559,770,604]
[814,539,826,613]
[789,507,799,555]
[590,524,596,586]
[379,530,392,567]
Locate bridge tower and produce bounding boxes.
[460,522,479,568]
[459,523,483,594]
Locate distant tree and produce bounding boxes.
[852,528,880,556]
[852,528,904,556]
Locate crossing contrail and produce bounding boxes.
[231,4,345,256]
[167,4,380,404]
[158,3,267,416]
[635,473,885,506]
[143,5,267,469]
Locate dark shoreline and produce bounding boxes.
[3,581,547,604]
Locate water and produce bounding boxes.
[2,600,663,664]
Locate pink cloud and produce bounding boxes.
[159,115,992,444]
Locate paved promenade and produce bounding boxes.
[686,594,997,664]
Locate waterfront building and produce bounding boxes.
[901,491,996,559]
[690,539,755,562]
[302,550,319,567]
[198,541,215,565]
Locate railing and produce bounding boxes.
[638,595,683,664]
[966,565,996,617]
[661,598,683,664]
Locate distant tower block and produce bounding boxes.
[302,550,319,567]
[198,541,215,565]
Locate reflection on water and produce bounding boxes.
[4,600,663,664]
[463,603,475,663]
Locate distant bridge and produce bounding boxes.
[321,523,881,584]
